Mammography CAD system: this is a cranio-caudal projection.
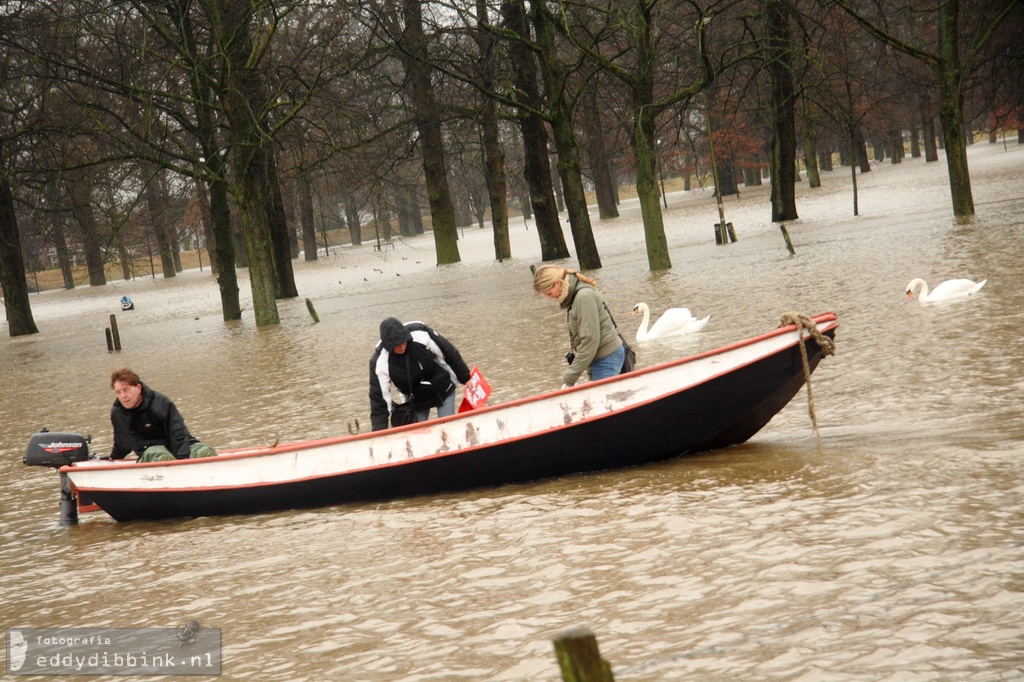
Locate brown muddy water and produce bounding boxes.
[2,143,1023,680]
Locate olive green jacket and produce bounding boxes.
[560,276,623,386]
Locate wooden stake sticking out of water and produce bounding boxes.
[780,224,796,255]
[305,298,320,324]
[553,627,615,682]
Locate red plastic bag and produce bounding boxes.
[458,366,491,413]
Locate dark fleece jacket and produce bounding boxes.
[109,383,199,459]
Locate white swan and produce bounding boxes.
[905,278,987,303]
[631,303,710,342]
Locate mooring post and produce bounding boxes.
[779,224,796,255]
[109,314,121,350]
[553,627,615,682]
[305,298,320,324]
[105,328,114,352]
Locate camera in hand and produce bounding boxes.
[565,352,575,365]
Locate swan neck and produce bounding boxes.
[636,305,649,341]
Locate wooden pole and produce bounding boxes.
[779,224,796,255]
[105,327,114,352]
[109,314,122,350]
[553,627,615,682]
[305,298,320,323]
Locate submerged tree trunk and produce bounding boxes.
[473,0,511,261]
[532,5,601,270]
[581,82,618,220]
[934,0,974,217]
[399,0,460,264]
[265,150,298,298]
[766,0,798,222]
[0,176,39,336]
[297,171,317,261]
[202,0,279,326]
[502,0,568,262]
[627,0,671,270]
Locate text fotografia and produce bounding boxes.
[7,627,221,676]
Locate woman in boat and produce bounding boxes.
[532,265,624,388]
[369,317,472,430]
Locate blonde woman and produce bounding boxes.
[533,265,624,387]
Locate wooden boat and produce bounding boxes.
[27,313,837,523]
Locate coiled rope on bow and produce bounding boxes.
[778,312,836,435]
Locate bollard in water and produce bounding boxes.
[553,627,615,682]
[715,222,736,244]
[105,327,114,352]
[305,298,320,324]
[109,314,121,350]
[779,224,796,255]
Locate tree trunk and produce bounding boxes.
[400,0,460,264]
[64,168,106,286]
[202,0,279,326]
[472,0,511,261]
[627,0,671,270]
[854,127,871,172]
[634,106,672,270]
[582,82,618,220]
[195,179,218,276]
[298,171,317,261]
[767,0,798,222]
[804,137,821,188]
[802,98,821,187]
[176,0,239,319]
[502,0,568,262]
[265,150,298,298]
[345,195,362,245]
[207,171,241,321]
[145,171,176,278]
[935,0,974,217]
[532,5,601,270]
[0,176,39,336]
[921,119,937,157]
[43,175,75,289]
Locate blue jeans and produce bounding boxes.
[591,345,626,381]
[416,389,456,423]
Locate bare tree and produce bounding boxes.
[834,0,1021,218]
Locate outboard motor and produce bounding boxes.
[23,429,91,526]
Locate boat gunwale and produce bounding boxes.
[63,312,838,482]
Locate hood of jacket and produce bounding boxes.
[379,317,413,352]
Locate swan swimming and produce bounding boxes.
[631,303,710,342]
[905,278,986,304]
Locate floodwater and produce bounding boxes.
[2,142,1023,680]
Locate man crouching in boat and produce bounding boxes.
[109,368,217,462]
[369,317,472,430]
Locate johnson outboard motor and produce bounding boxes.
[23,429,91,526]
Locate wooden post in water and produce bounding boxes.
[779,224,796,255]
[105,328,114,352]
[553,627,615,682]
[305,298,320,323]
[109,314,122,350]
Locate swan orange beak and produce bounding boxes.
[905,290,912,300]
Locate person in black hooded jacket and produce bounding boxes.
[369,317,472,430]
